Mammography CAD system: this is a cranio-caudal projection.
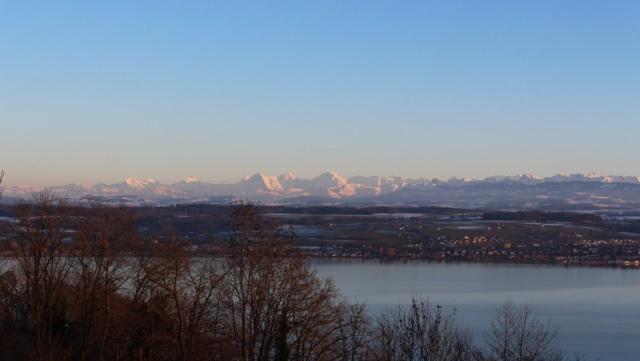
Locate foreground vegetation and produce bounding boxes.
[0,192,581,361]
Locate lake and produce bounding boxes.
[313,260,640,361]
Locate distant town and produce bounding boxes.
[4,203,638,268]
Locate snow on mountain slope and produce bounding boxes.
[238,172,284,194]
[3,172,640,204]
[277,172,308,195]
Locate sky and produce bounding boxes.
[1,1,639,186]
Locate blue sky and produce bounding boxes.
[1,1,639,186]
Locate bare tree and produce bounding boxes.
[333,303,371,361]
[11,192,73,361]
[143,232,226,361]
[0,169,4,200]
[484,302,564,361]
[369,297,479,361]
[0,256,29,360]
[222,202,364,361]
[68,205,136,361]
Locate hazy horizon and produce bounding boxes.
[2,1,639,186]
[4,169,640,188]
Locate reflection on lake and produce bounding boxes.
[313,260,640,361]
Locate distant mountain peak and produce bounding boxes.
[240,172,283,193]
[315,171,347,185]
[279,171,298,181]
[124,177,157,188]
[4,172,640,206]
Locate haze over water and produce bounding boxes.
[314,260,640,361]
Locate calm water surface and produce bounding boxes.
[312,260,640,361]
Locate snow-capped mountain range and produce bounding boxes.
[3,172,640,208]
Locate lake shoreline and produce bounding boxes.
[305,254,640,270]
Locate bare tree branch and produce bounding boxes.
[0,169,4,200]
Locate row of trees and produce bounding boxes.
[0,191,577,361]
